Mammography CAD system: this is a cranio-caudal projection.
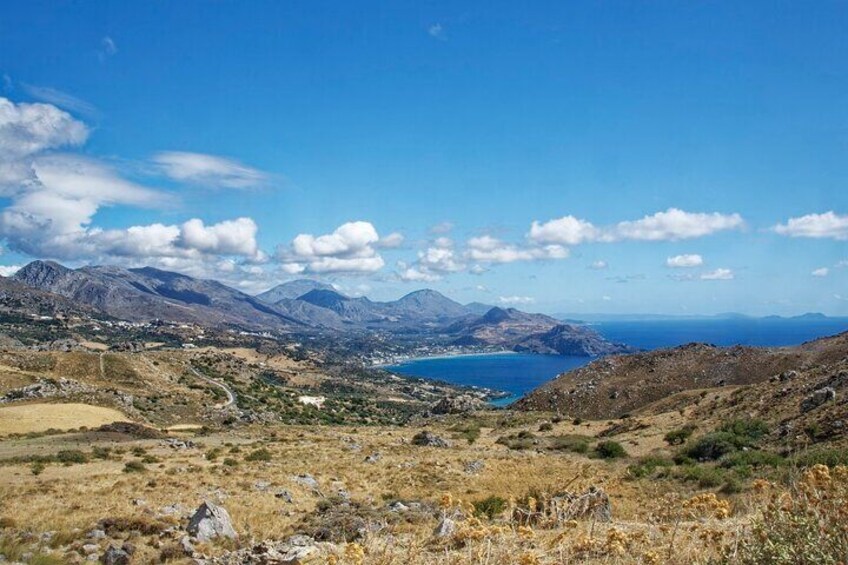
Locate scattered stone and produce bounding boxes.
[121,543,135,556]
[275,489,294,503]
[207,536,322,565]
[179,536,196,557]
[411,431,450,448]
[0,378,93,403]
[433,517,456,538]
[101,545,130,565]
[87,529,107,540]
[187,502,238,542]
[254,480,271,492]
[159,503,188,518]
[801,387,837,413]
[163,438,197,450]
[387,501,409,513]
[82,544,99,555]
[364,453,381,463]
[463,460,485,474]
[292,474,319,489]
[430,395,484,415]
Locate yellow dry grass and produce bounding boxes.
[0,402,127,435]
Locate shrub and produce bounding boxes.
[595,440,627,459]
[495,434,536,450]
[223,458,239,467]
[792,447,848,469]
[123,461,146,473]
[30,461,46,476]
[245,448,272,462]
[572,418,583,425]
[721,450,785,469]
[91,446,112,460]
[627,455,674,479]
[538,422,553,432]
[549,434,591,454]
[685,431,742,461]
[664,424,697,446]
[679,464,726,488]
[473,496,508,519]
[448,422,481,444]
[55,450,88,465]
[720,419,769,442]
[724,464,848,564]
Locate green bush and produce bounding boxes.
[449,422,481,445]
[549,434,591,454]
[792,447,848,469]
[473,496,508,519]
[123,461,146,473]
[664,424,697,446]
[538,422,553,432]
[684,419,770,462]
[55,450,88,465]
[719,419,769,442]
[30,461,46,476]
[223,457,239,467]
[245,448,272,462]
[627,455,674,478]
[684,432,742,461]
[720,450,785,469]
[679,464,726,488]
[595,440,627,459]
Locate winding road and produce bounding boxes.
[189,366,237,409]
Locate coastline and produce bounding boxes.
[374,349,516,369]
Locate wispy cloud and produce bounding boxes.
[588,260,608,270]
[21,84,98,118]
[701,268,734,280]
[812,267,829,277]
[499,295,534,305]
[98,36,118,61]
[428,23,447,41]
[153,151,269,189]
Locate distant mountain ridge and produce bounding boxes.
[256,279,337,303]
[9,261,629,357]
[13,260,302,330]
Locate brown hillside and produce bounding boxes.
[515,332,848,420]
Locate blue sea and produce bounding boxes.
[386,318,848,403]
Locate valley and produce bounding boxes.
[0,266,846,563]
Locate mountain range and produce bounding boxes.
[9,260,630,357]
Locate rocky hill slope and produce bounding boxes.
[516,333,848,419]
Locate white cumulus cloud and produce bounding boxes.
[528,216,601,245]
[773,212,848,240]
[812,267,829,277]
[613,208,744,241]
[667,254,704,268]
[277,221,390,274]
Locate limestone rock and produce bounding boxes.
[187,502,238,542]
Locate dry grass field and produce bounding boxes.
[0,403,128,436]
[0,406,843,564]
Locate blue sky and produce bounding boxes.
[0,1,846,315]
